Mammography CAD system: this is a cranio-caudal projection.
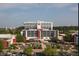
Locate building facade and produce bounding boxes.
[21,21,58,41]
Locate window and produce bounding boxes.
[27,31,30,37]
[27,31,35,37]
[42,31,47,37]
[51,31,54,37]
[47,31,51,37]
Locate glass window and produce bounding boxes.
[27,31,38,37]
[30,31,34,37]
[42,31,47,37]
[27,31,30,37]
[47,31,51,37]
[51,31,54,37]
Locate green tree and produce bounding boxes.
[43,45,59,56]
[53,26,78,31]
[24,45,33,56]
[33,42,42,49]
[8,29,15,34]
[0,40,3,52]
[0,28,8,34]
[16,34,24,42]
[64,34,72,42]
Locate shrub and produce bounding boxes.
[43,45,59,56]
[9,44,16,49]
[24,45,33,56]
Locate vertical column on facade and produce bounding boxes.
[13,35,16,44]
[13,38,16,44]
[51,22,53,30]
[10,36,16,45]
[25,30,27,40]
[40,29,41,40]
[37,29,40,40]
[37,29,42,40]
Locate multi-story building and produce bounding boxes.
[21,21,58,41]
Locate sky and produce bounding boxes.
[0,3,78,28]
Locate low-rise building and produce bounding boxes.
[71,31,78,45]
[0,34,16,48]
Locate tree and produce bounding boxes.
[0,28,9,34]
[43,45,59,56]
[51,37,59,43]
[16,26,24,31]
[64,34,72,42]
[24,45,33,56]
[16,34,24,42]
[53,26,78,31]
[33,42,42,49]
[0,40,3,52]
[8,29,14,34]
